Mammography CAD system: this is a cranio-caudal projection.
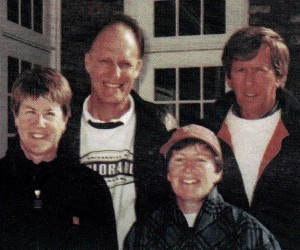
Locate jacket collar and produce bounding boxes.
[167,187,226,230]
[218,117,289,179]
[215,88,300,130]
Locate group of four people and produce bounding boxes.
[0,13,299,249]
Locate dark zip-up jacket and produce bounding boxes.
[0,137,118,249]
[124,188,280,249]
[60,90,177,223]
[202,88,300,250]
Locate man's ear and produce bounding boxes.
[226,75,232,89]
[64,113,70,123]
[62,120,68,133]
[60,113,70,134]
[167,172,171,182]
[275,76,284,88]
[214,170,223,185]
[84,52,91,73]
[13,111,19,127]
[134,59,143,78]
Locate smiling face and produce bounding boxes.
[14,97,68,159]
[167,144,222,211]
[227,44,281,119]
[84,23,142,109]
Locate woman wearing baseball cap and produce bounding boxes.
[124,124,280,249]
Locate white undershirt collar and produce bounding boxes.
[82,95,135,126]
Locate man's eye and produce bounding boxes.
[45,112,56,118]
[120,62,132,69]
[173,158,184,163]
[256,67,266,72]
[24,110,35,115]
[99,59,110,65]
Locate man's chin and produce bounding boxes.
[28,145,56,156]
[101,95,129,105]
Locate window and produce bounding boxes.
[154,66,224,126]
[0,0,61,157]
[125,0,248,125]
[8,0,43,33]
[154,0,225,37]
[7,56,39,135]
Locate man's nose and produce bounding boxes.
[244,71,255,87]
[36,114,47,127]
[183,161,194,172]
[110,64,122,79]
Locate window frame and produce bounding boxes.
[140,49,223,99]
[125,0,248,125]
[125,0,249,53]
[0,0,61,158]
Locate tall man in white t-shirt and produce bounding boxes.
[203,26,300,250]
[61,13,177,249]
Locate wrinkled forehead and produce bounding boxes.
[19,96,61,108]
[170,143,216,159]
[16,96,65,117]
[17,92,59,105]
[90,23,140,55]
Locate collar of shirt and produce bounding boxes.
[82,94,135,126]
[232,101,280,119]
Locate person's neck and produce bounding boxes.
[233,101,279,120]
[177,199,203,214]
[88,97,130,121]
[20,143,57,165]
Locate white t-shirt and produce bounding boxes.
[225,108,281,204]
[80,95,136,249]
[184,212,198,227]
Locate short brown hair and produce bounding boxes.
[11,67,72,118]
[222,26,289,85]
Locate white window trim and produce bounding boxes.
[125,0,249,53]
[0,0,61,158]
[125,0,247,125]
[0,0,61,69]
[139,49,223,102]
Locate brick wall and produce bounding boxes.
[61,0,123,101]
[61,1,300,100]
